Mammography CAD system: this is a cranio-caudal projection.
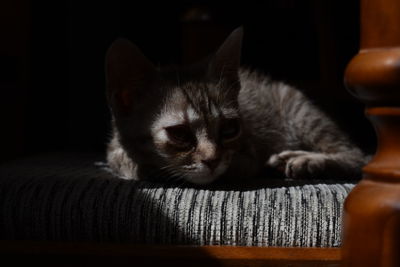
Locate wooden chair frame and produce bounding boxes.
[1,0,399,266]
[341,0,400,266]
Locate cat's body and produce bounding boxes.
[106,28,367,184]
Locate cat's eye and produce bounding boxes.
[220,119,241,141]
[165,124,195,148]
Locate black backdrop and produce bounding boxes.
[0,0,376,162]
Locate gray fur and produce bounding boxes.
[105,28,367,184]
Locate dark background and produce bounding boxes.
[0,0,376,162]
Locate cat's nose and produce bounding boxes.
[202,158,220,171]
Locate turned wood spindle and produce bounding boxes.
[342,0,400,266]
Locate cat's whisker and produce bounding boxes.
[157,165,187,183]
[145,164,182,181]
[163,171,187,186]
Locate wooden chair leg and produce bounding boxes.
[342,0,400,266]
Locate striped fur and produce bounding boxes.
[106,28,367,184]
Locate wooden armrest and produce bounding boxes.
[342,0,400,266]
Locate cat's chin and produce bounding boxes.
[182,163,228,185]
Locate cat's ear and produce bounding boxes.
[105,38,156,115]
[208,27,243,88]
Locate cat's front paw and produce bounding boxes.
[267,150,328,179]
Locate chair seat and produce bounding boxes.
[0,152,356,247]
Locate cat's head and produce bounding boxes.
[106,27,244,184]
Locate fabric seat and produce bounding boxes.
[0,152,356,247]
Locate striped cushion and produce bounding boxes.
[0,152,355,247]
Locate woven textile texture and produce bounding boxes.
[0,152,355,247]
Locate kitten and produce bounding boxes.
[105,27,367,185]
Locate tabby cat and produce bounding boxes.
[105,27,366,184]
